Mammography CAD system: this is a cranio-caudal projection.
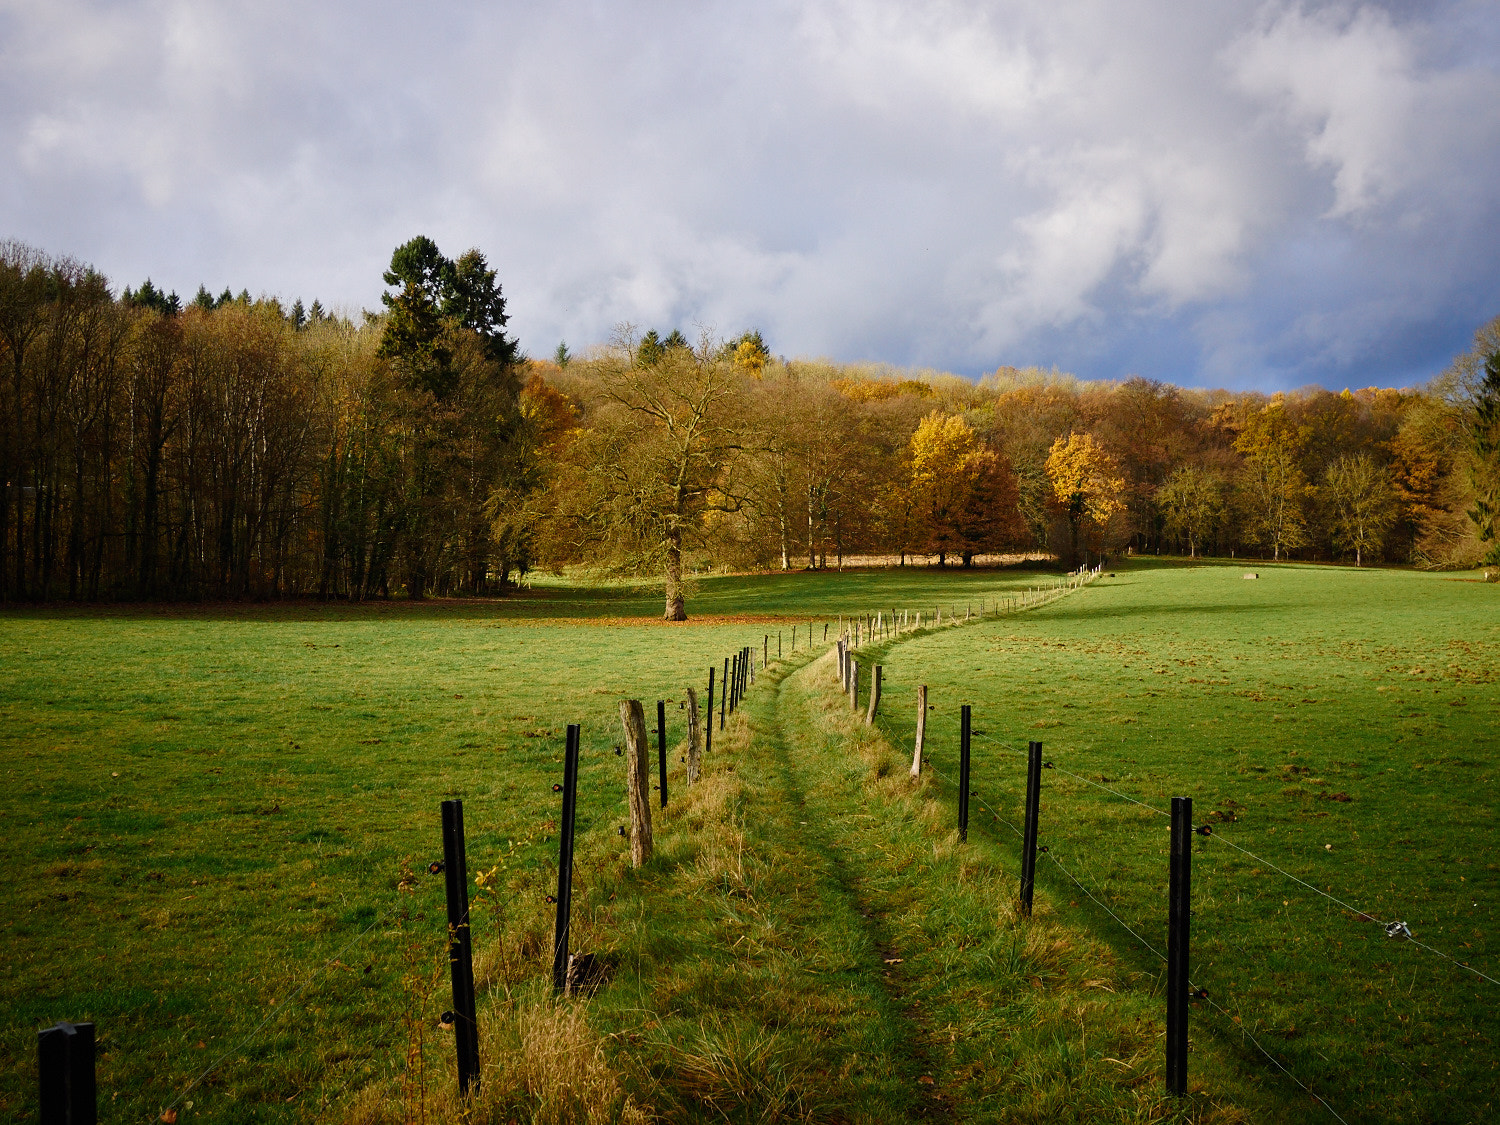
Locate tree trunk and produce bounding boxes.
[664,526,686,620]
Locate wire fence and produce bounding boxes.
[137,565,1133,1118]
[881,695,1495,1122]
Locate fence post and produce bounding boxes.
[909,686,927,778]
[865,665,882,724]
[685,687,702,783]
[730,652,739,712]
[720,658,729,729]
[656,699,668,808]
[440,799,480,1094]
[38,1021,95,1125]
[849,658,859,712]
[1166,795,1193,1096]
[552,726,580,993]
[778,632,782,658]
[621,701,654,866]
[1020,741,1042,916]
[765,635,769,669]
[958,705,971,842]
[705,666,715,754]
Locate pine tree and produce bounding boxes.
[1466,350,1500,564]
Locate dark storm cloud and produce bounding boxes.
[3,0,1497,389]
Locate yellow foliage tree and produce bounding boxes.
[909,412,1022,565]
[1233,397,1311,561]
[1045,432,1125,564]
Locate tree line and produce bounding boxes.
[533,321,1500,617]
[3,237,1497,611]
[0,236,543,602]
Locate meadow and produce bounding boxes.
[865,560,1498,1122]
[1,561,1494,1123]
[0,566,1033,1123]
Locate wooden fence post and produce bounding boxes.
[865,665,882,724]
[910,686,927,778]
[620,701,654,867]
[685,687,702,784]
[849,657,859,712]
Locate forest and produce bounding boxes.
[2,236,1498,609]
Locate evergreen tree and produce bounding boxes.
[1466,350,1500,564]
[122,279,180,316]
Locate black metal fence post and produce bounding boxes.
[721,658,729,728]
[1020,741,1043,915]
[958,705,971,842]
[440,799,480,1095]
[38,1021,95,1125]
[705,667,715,754]
[552,725,581,993]
[656,700,668,808]
[1166,795,1193,1096]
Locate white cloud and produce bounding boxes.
[1,0,1496,388]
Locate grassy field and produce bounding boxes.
[1,561,1494,1123]
[866,560,1498,1123]
[0,566,1047,1123]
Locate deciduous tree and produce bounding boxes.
[1234,399,1311,561]
[1156,465,1224,558]
[1323,453,1395,566]
[1045,431,1124,565]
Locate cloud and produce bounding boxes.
[2,0,1497,389]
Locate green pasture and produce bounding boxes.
[2,560,1495,1123]
[0,566,1046,1123]
[866,560,1498,1123]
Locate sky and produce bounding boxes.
[3,1,1498,391]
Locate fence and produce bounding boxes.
[872,680,1498,1121]
[65,566,1102,1120]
